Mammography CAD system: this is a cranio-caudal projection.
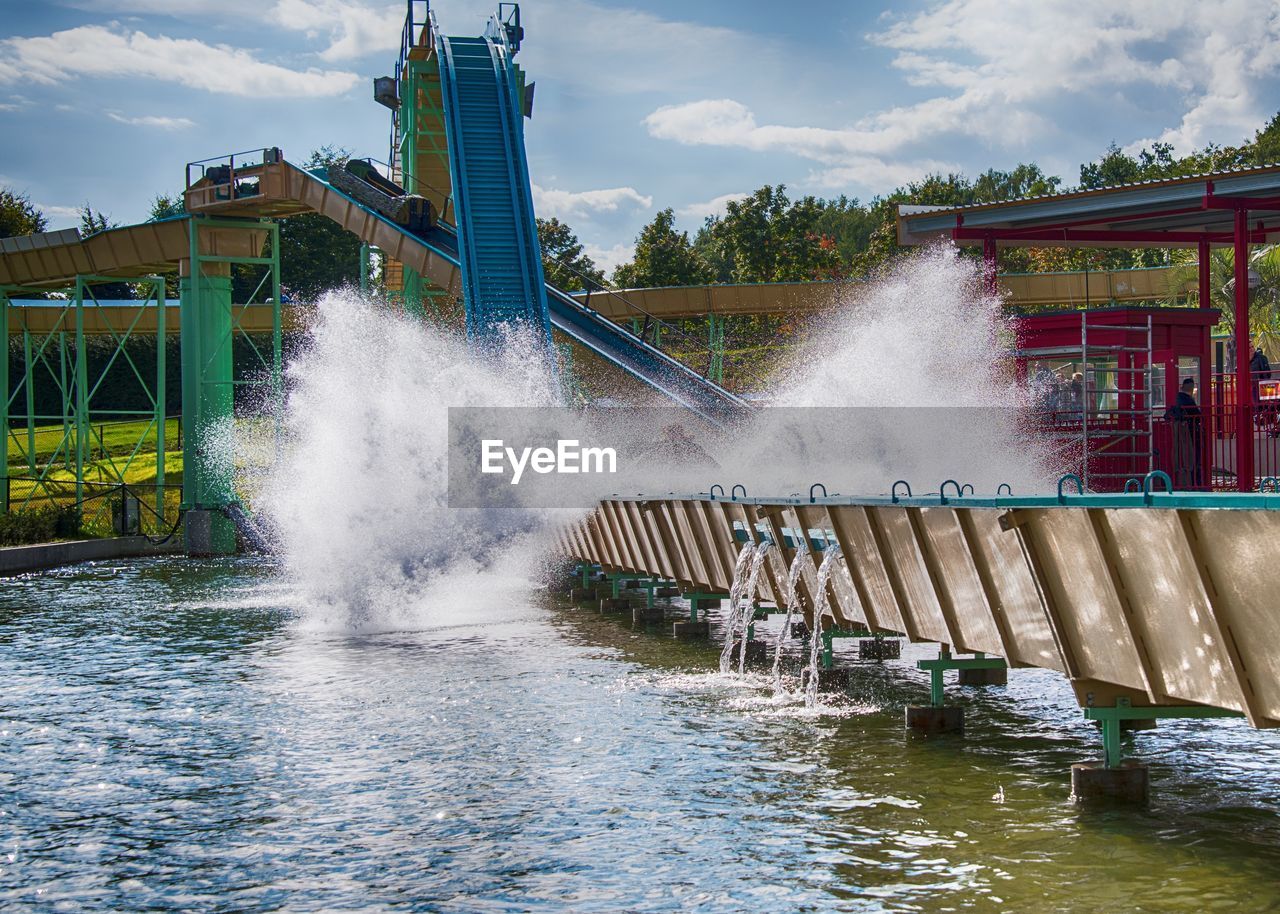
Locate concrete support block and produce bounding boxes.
[569,587,594,602]
[633,605,665,625]
[729,640,769,665]
[1070,761,1150,804]
[801,668,851,693]
[672,620,710,639]
[906,705,964,733]
[598,597,630,613]
[184,509,237,557]
[958,666,1008,686]
[689,596,723,612]
[655,586,680,598]
[859,638,901,662]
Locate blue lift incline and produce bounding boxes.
[436,25,551,345]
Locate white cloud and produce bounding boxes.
[107,112,196,130]
[874,0,1280,155]
[36,204,83,228]
[644,0,1280,189]
[0,25,360,97]
[677,193,747,221]
[644,98,958,187]
[490,0,781,97]
[583,243,632,275]
[532,183,652,220]
[270,0,403,61]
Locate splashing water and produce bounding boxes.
[771,546,810,693]
[803,545,843,709]
[721,537,757,670]
[736,542,772,675]
[717,543,757,672]
[257,289,566,631]
[726,245,1057,496]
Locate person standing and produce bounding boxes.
[1171,377,1203,488]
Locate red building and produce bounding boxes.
[1013,307,1219,490]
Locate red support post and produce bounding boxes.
[982,233,998,297]
[1198,238,1213,489]
[1234,209,1254,491]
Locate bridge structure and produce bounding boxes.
[558,481,1280,801]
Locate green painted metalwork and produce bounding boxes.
[179,216,283,552]
[1084,697,1243,768]
[917,648,1008,707]
[820,627,874,669]
[3,276,170,532]
[0,289,7,511]
[360,242,371,294]
[708,313,724,385]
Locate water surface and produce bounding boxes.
[2,558,1279,912]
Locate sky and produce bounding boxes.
[2,0,1279,273]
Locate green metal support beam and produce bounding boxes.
[1084,697,1242,768]
[917,649,1008,707]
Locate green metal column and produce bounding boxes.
[708,313,724,385]
[1,290,7,511]
[59,331,69,470]
[73,278,87,510]
[360,242,371,294]
[154,280,166,521]
[180,269,234,511]
[22,326,34,473]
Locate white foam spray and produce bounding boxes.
[257,289,568,631]
[723,244,1057,496]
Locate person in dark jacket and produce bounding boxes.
[1251,345,1273,404]
[1171,377,1203,487]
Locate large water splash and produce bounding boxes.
[726,244,1057,495]
[258,289,566,630]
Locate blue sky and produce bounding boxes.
[2,0,1279,272]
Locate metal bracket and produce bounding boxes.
[917,650,1008,707]
[1083,697,1242,768]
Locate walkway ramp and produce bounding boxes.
[560,491,1280,728]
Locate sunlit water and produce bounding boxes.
[3,557,1280,913]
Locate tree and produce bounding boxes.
[537,217,605,290]
[0,186,46,238]
[149,193,184,221]
[613,209,710,288]
[693,186,841,283]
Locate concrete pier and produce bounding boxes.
[958,666,1008,686]
[906,706,964,733]
[672,620,710,639]
[1070,762,1150,804]
[633,605,665,626]
[801,668,851,693]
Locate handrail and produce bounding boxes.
[731,484,747,500]
[939,479,963,501]
[709,484,724,500]
[891,480,911,502]
[809,483,827,503]
[1057,473,1084,501]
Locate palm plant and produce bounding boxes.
[1167,245,1280,361]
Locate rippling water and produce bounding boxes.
[3,558,1280,912]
